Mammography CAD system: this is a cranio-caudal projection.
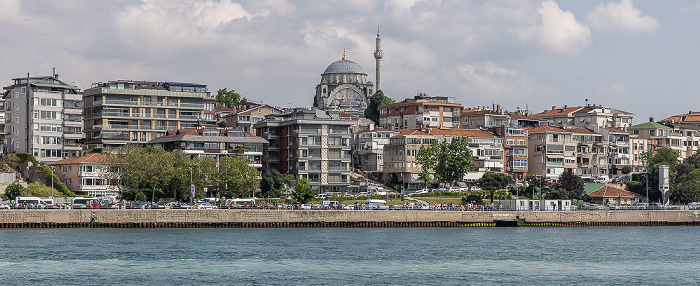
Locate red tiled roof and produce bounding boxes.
[526,126,572,133]
[390,129,430,138]
[532,106,584,117]
[48,153,107,165]
[604,127,627,133]
[662,112,700,123]
[589,185,642,198]
[430,128,495,137]
[569,127,600,135]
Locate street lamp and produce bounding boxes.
[50,166,54,200]
[188,166,194,204]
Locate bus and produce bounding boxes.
[366,199,389,210]
[15,197,44,208]
[226,198,256,208]
[72,197,100,209]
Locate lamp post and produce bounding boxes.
[50,166,54,200]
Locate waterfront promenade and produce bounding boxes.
[1,209,700,227]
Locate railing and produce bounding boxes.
[97,112,200,120]
[93,100,203,109]
[102,124,179,130]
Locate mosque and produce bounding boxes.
[314,27,384,116]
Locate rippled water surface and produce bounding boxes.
[1,227,698,285]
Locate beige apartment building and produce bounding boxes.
[378,94,462,130]
[383,130,436,189]
[48,153,116,197]
[527,126,578,179]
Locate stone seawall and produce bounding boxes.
[1,210,699,228]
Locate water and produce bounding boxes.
[1,227,698,285]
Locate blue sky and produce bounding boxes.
[1,0,698,123]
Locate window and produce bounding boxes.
[517,139,526,145]
[506,139,516,145]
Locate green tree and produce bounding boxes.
[4,183,26,200]
[293,178,314,204]
[557,169,584,199]
[40,164,75,197]
[418,170,432,190]
[621,165,632,175]
[477,171,513,203]
[363,90,394,125]
[418,137,475,186]
[260,169,294,198]
[546,188,569,199]
[645,147,679,170]
[216,88,247,108]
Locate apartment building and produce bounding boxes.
[460,105,510,129]
[533,104,635,130]
[383,129,436,189]
[429,128,504,182]
[570,127,607,178]
[378,94,462,130]
[255,108,352,193]
[354,124,398,179]
[148,127,267,170]
[48,153,116,197]
[224,104,284,135]
[630,137,656,173]
[527,126,578,179]
[596,127,632,175]
[83,80,214,148]
[492,126,528,182]
[3,74,83,162]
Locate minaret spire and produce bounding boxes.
[374,25,384,92]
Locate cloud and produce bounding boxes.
[455,62,535,99]
[517,0,591,55]
[585,0,659,33]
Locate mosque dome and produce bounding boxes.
[323,59,365,74]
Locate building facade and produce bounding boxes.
[533,104,634,130]
[224,104,284,135]
[354,124,398,178]
[255,108,352,192]
[3,74,83,162]
[83,80,214,148]
[493,126,529,182]
[527,126,577,179]
[379,94,462,130]
[148,127,267,170]
[48,153,115,197]
[383,130,435,190]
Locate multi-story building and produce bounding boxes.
[570,127,607,179]
[492,126,528,182]
[148,127,267,170]
[378,94,462,130]
[527,126,577,179]
[48,153,116,197]
[630,137,656,173]
[3,74,83,162]
[83,80,214,148]
[596,127,631,175]
[383,129,435,189]
[429,128,504,182]
[460,105,510,129]
[627,120,680,153]
[255,108,352,193]
[354,124,398,180]
[533,104,635,130]
[224,104,284,135]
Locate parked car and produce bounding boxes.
[300,204,312,210]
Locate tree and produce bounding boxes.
[418,170,432,190]
[646,147,679,170]
[27,183,53,197]
[418,137,475,186]
[216,88,246,108]
[556,169,584,199]
[363,90,394,125]
[260,169,293,198]
[4,183,25,200]
[621,165,632,175]
[477,171,513,203]
[293,178,314,204]
[40,164,75,197]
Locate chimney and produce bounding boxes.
[689,111,693,115]
[564,105,567,109]
[649,117,654,122]
[552,106,556,111]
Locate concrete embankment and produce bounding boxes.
[0,210,699,228]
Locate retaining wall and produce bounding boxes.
[0,210,699,228]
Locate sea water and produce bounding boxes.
[0,227,698,285]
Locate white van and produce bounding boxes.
[366,199,389,210]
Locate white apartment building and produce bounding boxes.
[3,73,83,162]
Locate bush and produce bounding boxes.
[16,153,35,164]
[4,183,26,200]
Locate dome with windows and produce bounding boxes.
[323,59,365,74]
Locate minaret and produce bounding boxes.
[374,25,384,92]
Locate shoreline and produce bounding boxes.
[1,209,699,227]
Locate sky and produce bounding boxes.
[1,0,699,123]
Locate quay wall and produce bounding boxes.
[1,210,700,227]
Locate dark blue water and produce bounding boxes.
[0,227,698,285]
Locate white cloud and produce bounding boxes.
[586,0,659,33]
[455,62,535,99]
[0,0,23,24]
[517,0,591,55]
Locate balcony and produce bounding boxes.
[94,99,203,109]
